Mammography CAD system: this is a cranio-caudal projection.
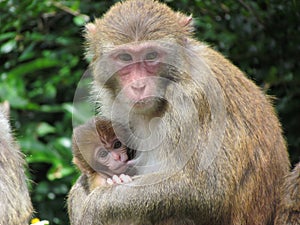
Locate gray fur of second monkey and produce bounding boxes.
[0,105,33,224]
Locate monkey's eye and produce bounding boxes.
[145,51,158,61]
[113,140,122,149]
[117,53,133,62]
[97,149,109,158]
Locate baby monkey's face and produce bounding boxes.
[93,136,129,175]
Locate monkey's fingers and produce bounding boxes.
[120,174,132,183]
[107,175,132,185]
[106,175,132,185]
[106,178,114,185]
[112,175,123,184]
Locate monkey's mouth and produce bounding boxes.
[132,96,166,110]
[133,96,156,106]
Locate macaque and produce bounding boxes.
[275,162,300,225]
[68,0,291,224]
[72,117,135,190]
[0,102,33,224]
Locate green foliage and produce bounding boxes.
[0,0,299,224]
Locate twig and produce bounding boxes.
[238,0,265,28]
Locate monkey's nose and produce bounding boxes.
[112,152,128,162]
[131,85,146,96]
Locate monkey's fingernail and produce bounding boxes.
[112,175,122,184]
[107,178,113,185]
[120,174,132,183]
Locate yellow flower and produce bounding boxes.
[30,218,50,225]
[31,218,40,224]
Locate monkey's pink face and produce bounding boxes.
[109,43,167,109]
[94,139,130,176]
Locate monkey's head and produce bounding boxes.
[85,0,194,116]
[72,117,135,177]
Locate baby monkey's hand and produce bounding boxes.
[107,174,132,185]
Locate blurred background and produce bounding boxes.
[0,0,299,224]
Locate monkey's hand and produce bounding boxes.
[106,174,132,185]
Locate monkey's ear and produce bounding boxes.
[84,22,99,61]
[85,23,97,34]
[84,22,97,42]
[176,12,194,34]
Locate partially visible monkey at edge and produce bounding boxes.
[68,0,293,224]
[72,117,136,190]
[275,162,300,225]
[0,102,33,224]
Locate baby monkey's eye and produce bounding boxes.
[98,149,109,158]
[113,140,122,149]
[117,53,133,62]
[145,51,158,61]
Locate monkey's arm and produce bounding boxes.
[88,172,109,191]
[68,175,90,225]
[69,170,217,225]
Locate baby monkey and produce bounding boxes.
[72,117,135,190]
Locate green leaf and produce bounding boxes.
[0,39,17,53]
[18,43,36,61]
[73,15,89,26]
[0,32,15,42]
[0,83,28,108]
[37,122,56,137]
[48,165,74,180]
[8,58,60,77]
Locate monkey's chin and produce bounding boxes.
[109,164,129,175]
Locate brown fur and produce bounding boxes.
[84,0,193,61]
[68,0,290,224]
[275,163,300,225]
[0,104,33,224]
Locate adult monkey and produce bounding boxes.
[0,103,33,224]
[68,0,290,224]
